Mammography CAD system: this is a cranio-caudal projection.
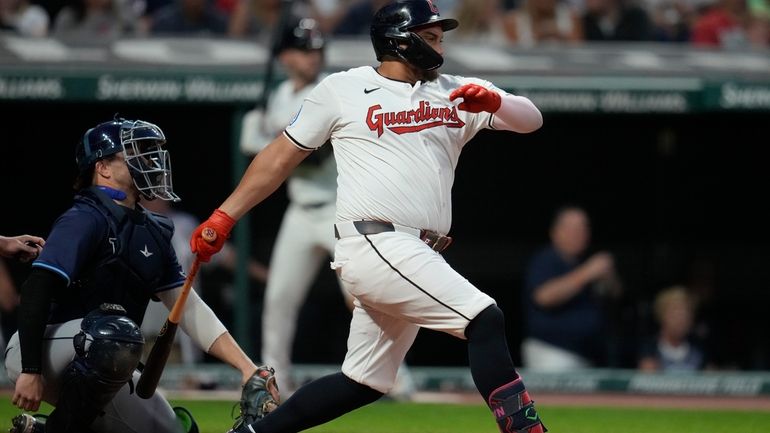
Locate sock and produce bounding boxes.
[243,372,383,433]
[465,304,519,398]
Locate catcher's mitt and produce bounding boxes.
[232,366,280,431]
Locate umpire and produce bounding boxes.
[4,118,267,433]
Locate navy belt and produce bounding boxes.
[334,220,453,253]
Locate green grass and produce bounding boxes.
[1,396,769,433]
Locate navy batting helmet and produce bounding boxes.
[274,17,325,55]
[370,0,458,70]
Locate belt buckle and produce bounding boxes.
[421,231,453,253]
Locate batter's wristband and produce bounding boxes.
[21,366,42,374]
[212,209,236,234]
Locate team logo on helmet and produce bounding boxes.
[426,0,438,14]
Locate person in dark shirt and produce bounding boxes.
[149,0,228,35]
[582,0,654,41]
[522,205,622,371]
[5,117,265,433]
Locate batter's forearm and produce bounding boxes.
[492,94,543,133]
[221,135,310,220]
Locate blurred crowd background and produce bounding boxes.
[1,0,768,49]
[1,0,770,386]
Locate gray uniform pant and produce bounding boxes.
[4,319,183,433]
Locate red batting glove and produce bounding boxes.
[449,83,502,113]
[190,209,235,262]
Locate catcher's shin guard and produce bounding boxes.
[231,365,280,431]
[488,377,546,433]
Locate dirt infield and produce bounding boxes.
[411,391,770,410]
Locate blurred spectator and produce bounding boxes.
[746,0,770,46]
[0,0,49,36]
[310,0,350,34]
[331,0,389,35]
[448,0,510,44]
[140,198,268,366]
[638,285,713,372]
[228,0,316,39]
[504,0,583,46]
[582,0,655,41]
[521,205,623,371]
[52,0,137,39]
[689,0,769,48]
[137,0,173,33]
[149,0,229,35]
[645,0,698,41]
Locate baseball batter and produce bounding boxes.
[241,16,415,400]
[192,1,547,433]
[5,118,267,433]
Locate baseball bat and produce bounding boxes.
[135,229,217,399]
[256,0,296,110]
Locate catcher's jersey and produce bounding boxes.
[285,66,497,234]
[242,75,336,206]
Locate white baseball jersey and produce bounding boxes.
[285,66,499,235]
[241,74,337,206]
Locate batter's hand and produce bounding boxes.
[190,209,235,262]
[13,373,44,412]
[449,84,501,113]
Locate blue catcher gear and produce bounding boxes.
[75,118,180,201]
[370,0,458,70]
[44,304,144,433]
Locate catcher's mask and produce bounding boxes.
[76,118,180,201]
[370,0,458,71]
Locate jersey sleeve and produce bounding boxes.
[31,209,106,286]
[283,78,340,150]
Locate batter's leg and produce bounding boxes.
[466,305,546,433]
[234,372,382,433]
[262,205,329,391]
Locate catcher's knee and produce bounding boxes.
[73,303,145,382]
[46,305,145,432]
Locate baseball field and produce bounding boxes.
[2,393,770,433]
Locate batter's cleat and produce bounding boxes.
[9,413,46,433]
[488,377,547,433]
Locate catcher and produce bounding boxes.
[5,117,279,433]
